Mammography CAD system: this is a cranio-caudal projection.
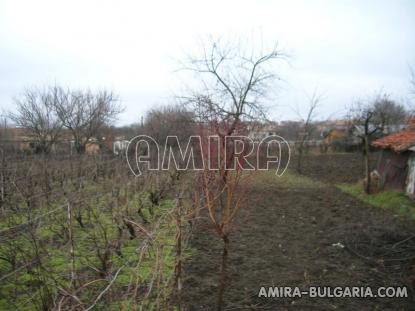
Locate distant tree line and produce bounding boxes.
[347,92,409,193]
[7,86,123,154]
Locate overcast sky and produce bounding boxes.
[0,0,414,124]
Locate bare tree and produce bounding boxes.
[372,94,407,132]
[0,116,10,141]
[53,88,122,153]
[181,37,286,127]
[347,99,380,194]
[182,37,286,311]
[144,104,195,145]
[410,67,415,116]
[9,87,64,154]
[348,92,409,193]
[294,90,323,173]
[354,105,377,194]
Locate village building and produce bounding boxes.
[1,126,129,155]
[372,122,415,198]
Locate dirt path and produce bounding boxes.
[183,169,415,310]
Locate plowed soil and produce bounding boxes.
[183,153,415,310]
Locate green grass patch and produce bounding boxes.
[338,183,415,220]
[258,170,325,189]
[0,180,188,310]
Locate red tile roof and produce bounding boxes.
[372,126,415,152]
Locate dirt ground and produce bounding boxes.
[183,153,415,310]
[295,152,379,184]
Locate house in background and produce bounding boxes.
[372,122,415,198]
[323,128,348,145]
[247,122,279,141]
[113,138,129,155]
[322,127,362,152]
[103,134,130,155]
[68,135,130,155]
[0,127,34,152]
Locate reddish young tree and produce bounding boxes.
[181,36,287,310]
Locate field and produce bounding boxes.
[183,153,415,310]
[1,152,414,310]
[0,154,192,310]
[2,1,414,309]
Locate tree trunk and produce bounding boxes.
[175,196,183,310]
[296,145,303,173]
[67,202,76,286]
[217,235,230,311]
[364,136,371,194]
[0,150,5,213]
